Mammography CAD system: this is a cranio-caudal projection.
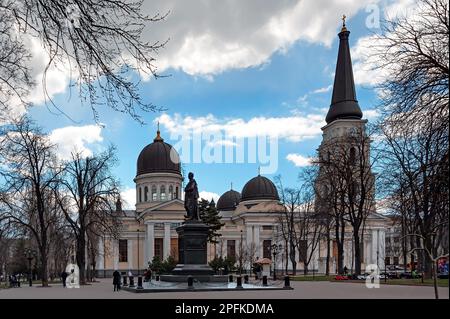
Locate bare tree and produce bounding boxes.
[315,126,378,275]
[0,0,168,121]
[0,2,32,115]
[372,0,449,124]
[274,175,299,275]
[315,155,347,275]
[374,0,448,285]
[0,116,63,286]
[295,168,325,275]
[380,109,448,280]
[56,147,121,285]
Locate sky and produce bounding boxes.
[21,0,418,208]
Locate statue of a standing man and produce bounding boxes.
[184,172,199,221]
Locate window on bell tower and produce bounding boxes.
[152,185,157,201]
[160,185,166,201]
[169,185,173,200]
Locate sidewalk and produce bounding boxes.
[0,278,448,299]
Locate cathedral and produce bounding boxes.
[95,24,389,277]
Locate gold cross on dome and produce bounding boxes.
[341,14,348,32]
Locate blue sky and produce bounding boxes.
[24,0,412,207]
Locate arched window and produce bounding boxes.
[175,186,179,199]
[152,185,157,201]
[350,147,356,165]
[138,187,142,203]
[144,186,148,202]
[169,185,174,200]
[160,185,166,201]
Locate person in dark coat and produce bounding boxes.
[61,271,68,288]
[113,270,121,291]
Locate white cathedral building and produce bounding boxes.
[96,24,389,277]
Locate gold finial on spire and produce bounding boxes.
[154,120,163,141]
[231,182,233,190]
[341,14,347,32]
[258,166,261,176]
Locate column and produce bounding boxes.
[147,223,155,263]
[378,229,386,270]
[113,240,119,270]
[371,229,379,267]
[246,225,253,250]
[254,226,260,258]
[127,239,134,269]
[96,237,104,270]
[163,222,171,259]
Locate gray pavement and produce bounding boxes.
[0,279,448,299]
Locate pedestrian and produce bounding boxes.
[113,270,121,291]
[344,266,348,275]
[61,271,68,288]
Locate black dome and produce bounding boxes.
[217,189,241,211]
[241,175,279,202]
[136,131,181,176]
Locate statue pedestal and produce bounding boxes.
[161,220,227,282]
[172,220,214,275]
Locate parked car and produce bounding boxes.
[357,273,369,280]
[437,272,448,279]
[399,271,422,279]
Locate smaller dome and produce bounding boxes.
[217,189,241,211]
[241,175,279,202]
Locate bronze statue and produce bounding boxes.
[184,172,199,221]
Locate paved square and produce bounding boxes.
[0,279,448,299]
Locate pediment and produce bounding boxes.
[137,199,185,219]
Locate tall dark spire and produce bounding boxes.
[325,19,363,124]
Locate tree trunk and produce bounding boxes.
[289,240,296,275]
[325,227,331,276]
[422,237,433,279]
[76,235,86,285]
[353,231,361,275]
[39,248,49,287]
[284,240,288,275]
[335,220,345,274]
[401,214,408,272]
[432,259,439,299]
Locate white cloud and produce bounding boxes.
[140,0,379,77]
[199,191,220,203]
[26,37,72,105]
[156,112,325,143]
[312,85,333,94]
[364,109,380,120]
[49,125,104,160]
[121,187,136,210]
[286,153,313,167]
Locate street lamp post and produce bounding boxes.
[24,248,35,287]
[271,244,281,281]
[137,229,141,276]
[239,230,243,275]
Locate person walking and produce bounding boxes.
[61,271,68,288]
[113,270,121,292]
